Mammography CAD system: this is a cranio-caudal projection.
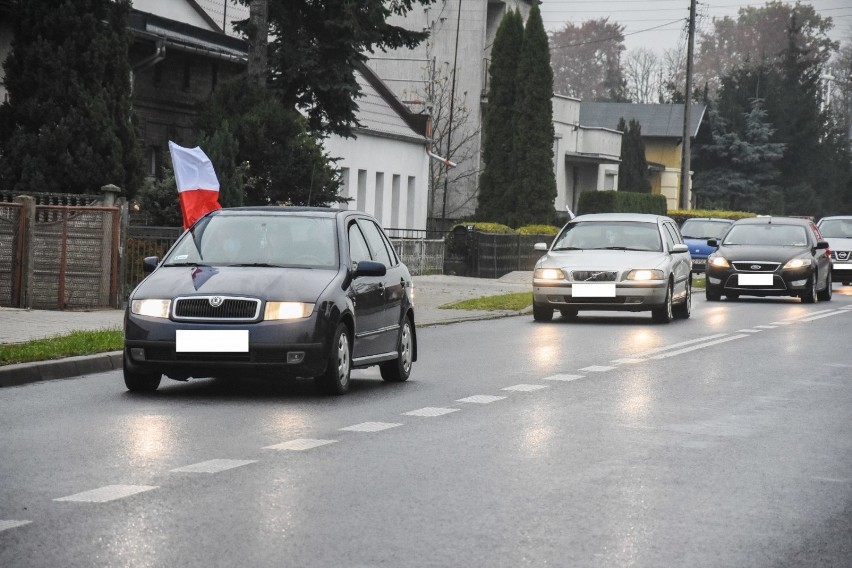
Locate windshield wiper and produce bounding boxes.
[593,246,648,251]
[551,246,581,251]
[230,263,286,268]
[163,262,211,267]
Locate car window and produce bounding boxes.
[662,223,678,249]
[818,218,852,238]
[680,220,731,239]
[723,224,808,247]
[348,222,372,265]
[358,219,394,266]
[552,221,662,252]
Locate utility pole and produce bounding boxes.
[441,0,463,220]
[679,0,696,210]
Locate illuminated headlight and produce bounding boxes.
[264,302,314,320]
[709,256,730,268]
[534,268,566,280]
[131,299,171,319]
[626,269,664,281]
[783,258,812,269]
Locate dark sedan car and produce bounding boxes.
[123,207,416,395]
[679,217,733,273]
[705,216,832,303]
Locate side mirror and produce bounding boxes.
[534,242,548,251]
[670,243,688,254]
[353,260,386,278]
[707,239,719,248]
[142,256,159,273]
[816,241,829,250]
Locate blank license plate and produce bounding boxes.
[738,273,773,286]
[834,263,852,269]
[176,330,249,352]
[572,283,616,298]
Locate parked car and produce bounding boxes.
[816,215,852,285]
[123,207,416,394]
[679,217,733,273]
[532,213,692,323]
[705,216,832,302]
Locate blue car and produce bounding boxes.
[679,218,734,273]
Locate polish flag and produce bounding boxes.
[168,141,222,230]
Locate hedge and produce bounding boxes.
[577,190,667,215]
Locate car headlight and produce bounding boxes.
[264,302,315,320]
[783,257,812,269]
[131,299,171,319]
[534,268,566,280]
[709,256,730,268]
[625,269,664,281]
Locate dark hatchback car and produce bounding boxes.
[679,217,733,273]
[705,216,832,303]
[124,207,416,395]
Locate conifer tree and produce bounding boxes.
[511,2,556,227]
[617,118,651,192]
[0,0,143,196]
[476,10,524,223]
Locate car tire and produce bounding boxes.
[673,279,691,319]
[123,352,161,392]
[380,316,413,383]
[817,269,832,301]
[559,308,578,320]
[800,273,818,304]
[315,323,351,395]
[706,287,721,301]
[533,302,553,322]
[651,281,674,324]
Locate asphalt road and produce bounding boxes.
[2,289,852,567]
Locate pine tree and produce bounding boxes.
[617,118,651,192]
[0,0,143,196]
[476,10,524,223]
[511,3,556,227]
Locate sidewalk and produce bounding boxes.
[0,272,534,386]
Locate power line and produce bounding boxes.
[549,18,685,50]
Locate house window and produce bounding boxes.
[374,172,385,225]
[406,176,416,229]
[390,174,401,228]
[338,167,350,209]
[357,170,367,212]
[604,170,616,190]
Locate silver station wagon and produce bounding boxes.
[532,213,692,323]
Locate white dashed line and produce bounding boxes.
[340,422,402,432]
[264,439,337,451]
[799,310,851,322]
[456,395,506,404]
[579,365,616,372]
[0,520,31,533]
[650,334,750,359]
[542,374,585,382]
[54,485,158,503]
[770,321,794,325]
[402,407,460,417]
[632,334,729,358]
[611,358,644,364]
[171,459,256,473]
[755,325,776,329]
[502,384,548,392]
[738,329,763,333]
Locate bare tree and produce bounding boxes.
[549,18,626,102]
[624,48,660,103]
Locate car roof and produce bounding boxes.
[209,206,352,219]
[818,215,852,222]
[682,217,733,223]
[570,213,671,223]
[732,216,813,226]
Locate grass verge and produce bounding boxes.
[440,292,533,311]
[0,329,123,366]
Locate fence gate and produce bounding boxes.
[0,203,25,307]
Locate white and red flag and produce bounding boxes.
[168,141,222,230]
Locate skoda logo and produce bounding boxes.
[750,265,762,270]
[209,296,224,308]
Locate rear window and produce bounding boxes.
[722,224,808,247]
[680,219,731,239]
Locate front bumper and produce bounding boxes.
[829,259,852,282]
[704,266,812,297]
[124,311,331,379]
[533,280,668,312]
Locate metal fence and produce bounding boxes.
[473,233,550,279]
[125,226,183,294]
[0,203,24,307]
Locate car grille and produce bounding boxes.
[731,261,780,272]
[571,270,618,282]
[173,296,261,321]
[833,250,850,261]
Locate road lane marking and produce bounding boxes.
[171,459,257,473]
[502,384,548,392]
[264,439,337,451]
[340,422,402,432]
[456,395,506,404]
[402,407,460,417]
[0,520,31,533]
[770,321,794,325]
[611,358,644,364]
[798,310,851,322]
[631,334,729,358]
[755,324,776,329]
[542,374,585,382]
[54,485,157,503]
[738,329,763,333]
[649,334,750,359]
[579,365,615,372]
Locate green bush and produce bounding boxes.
[577,190,667,215]
[516,224,560,235]
[453,221,516,234]
[666,209,757,225]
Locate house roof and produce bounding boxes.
[129,9,248,62]
[353,61,429,143]
[579,102,706,139]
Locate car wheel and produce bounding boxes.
[817,269,832,301]
[673,279,691,319]
[706,287,721,301]
[800,273,818,304]
[559,308,578,320]
[123,352,161,392]
[380,316,413,382]
[315,323,351,395]
[533,302,553,322]
[652,281,674,323]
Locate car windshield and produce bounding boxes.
[163,214,338,268]
[817,218,852,238]
[722,224,808,247]
[680,219,731,239]
[552,221,662,252]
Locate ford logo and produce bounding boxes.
[750,265,761,270]
[209,296,224,307]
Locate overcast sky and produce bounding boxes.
[539,0,852,56]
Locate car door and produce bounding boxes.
[356,218,404,355]
[347,219,386,359]
[663,221,691,300]
[810,223,832,284]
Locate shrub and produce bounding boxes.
[577,190,667,215]
[516,224,560,235]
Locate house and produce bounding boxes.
[580,102,707,210]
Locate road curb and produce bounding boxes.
[0,351,123,388]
